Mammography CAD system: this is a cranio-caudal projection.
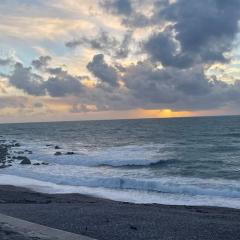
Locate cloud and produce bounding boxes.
[66,30,133,59]
[144,29,193,68]
[33,102,43,108]
[1,1,240,120]
[70,103,98,113]
[8,62,83,97]
[87,54,119,87]
[115,30,133,58]
[123,61,240,110]
[43,74,83,97]
[0,58,12,66]
[144,0,240,67]
[100,0,133,16]
[100,0,240,68]
[32,56,51,69]
[0,96,27,109]
[9,63,45,96]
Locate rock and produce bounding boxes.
[55,145,61,149]
[41,162,49,165]
[25,150,33,154]
[54,151,62,156]
[14,143,21,147]
[130,225,138,231]
[16,151,24,154]
[0,165,8,169]
[0,164,11,169]
[20,157,31,165]
[46,144,53,147]
[33,163,41,166]
[66,152,75,155]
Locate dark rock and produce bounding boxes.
[17,151,24,154]
[130,225,138,231]
[55,145,61,149]
[0,165,8,169]
[33,163,41,166]
[41,162,49,165]
[25,150,33,154]
[46,144,53,147]
[14,143,21,147]
[20,157,31,165]
[54,152,62,156]
[0,164,11,169]
[66,152,75,155]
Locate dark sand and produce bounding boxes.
[0,185,239,240]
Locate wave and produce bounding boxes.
[222,133,240,138]
[1,174,240,209]
[3,167,240,199]
[12,142,175,167]
[47,156,177,167]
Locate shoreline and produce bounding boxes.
[0,185,240,240]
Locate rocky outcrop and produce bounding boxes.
[54,152,62,156]
[20,157,31,165]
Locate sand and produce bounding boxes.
[0,185,239,240]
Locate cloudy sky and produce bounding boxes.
[1,0,240,123]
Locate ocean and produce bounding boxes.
[0,116,240,209]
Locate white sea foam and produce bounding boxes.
[0,174,240,209]
[2,137,240,209]
[11,142,174,167]
[3,164,240,199]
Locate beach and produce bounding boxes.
[0,185,240,240]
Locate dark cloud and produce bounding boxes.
[46,67,66,75]
[66,31,118,51]
[115,30,133,58]
[43,74,83,97]
[8,62,83,97]
[143,0,240,68]
[161,0,240,53]
[9,63,45,96]
[3,57,240,113]
[122,12,151,28]
[100,0,240,68]
[100,0,132,16]
[66,31,132,59]
[0,58,12,66]
[31,56,51,69]
[122,61,240,110]
[144,29,193,68]
[87,54,119,87]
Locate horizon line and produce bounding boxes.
[0,113,239,125]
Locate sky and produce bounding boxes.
[1,0,240,123]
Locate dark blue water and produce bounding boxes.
[0,116,240,208]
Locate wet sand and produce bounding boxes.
[0,185,239,240]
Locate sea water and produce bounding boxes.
[0,116,240,209]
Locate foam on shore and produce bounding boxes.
[1,174,240,209]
